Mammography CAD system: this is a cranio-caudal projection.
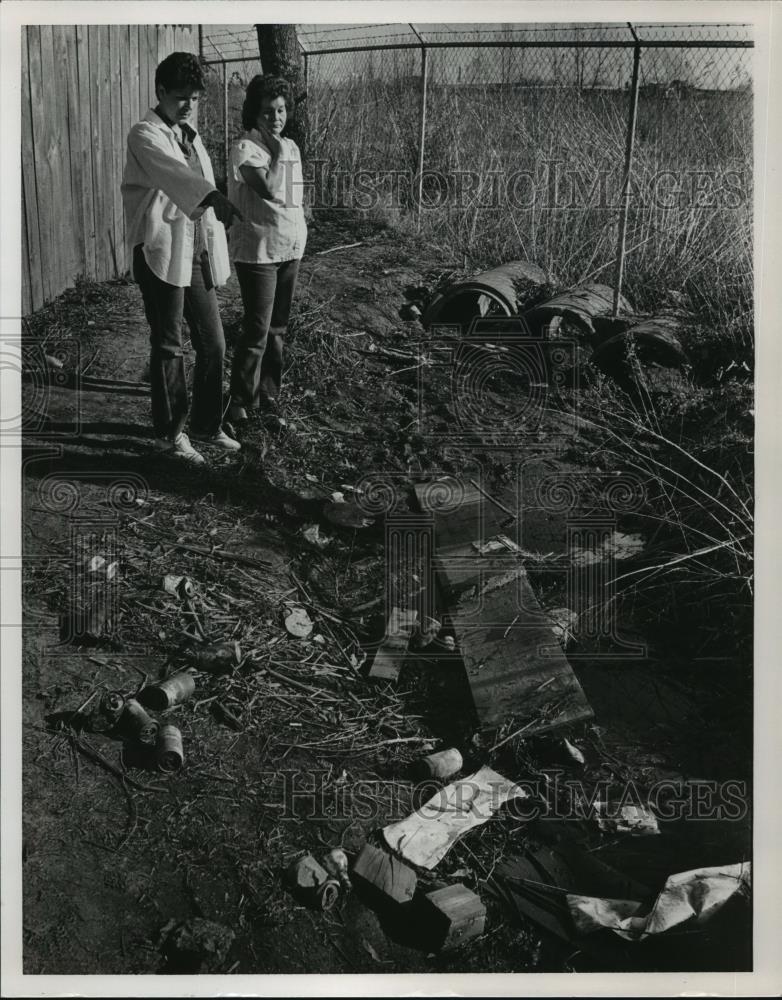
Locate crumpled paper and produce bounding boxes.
[383,765,527,869]
[567,861,751,940]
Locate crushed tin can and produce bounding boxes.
[322,848,352,891]
[156,724,184,772]
[162,574,194,599]
[120,698,159,745]
[286,855,340,911]
[141,670,196,711]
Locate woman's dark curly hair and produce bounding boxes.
[241,74,295,131]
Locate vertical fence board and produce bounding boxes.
[145,26,158,111]
[21,179,32,316]
[138,25,150,116]
[89,26,111,281]
[39,24,65,297]
[128,24,140,127]
[75,25,96,279]
[52,25,84,291]
[27,26,55,303]
[21,28,44,312]
[109,24,125,276]
[63,26,86,281]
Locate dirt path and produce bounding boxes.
[20,217,751,975]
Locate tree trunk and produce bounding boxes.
[255,24,308,159]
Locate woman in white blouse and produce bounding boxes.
[226,75,307,433]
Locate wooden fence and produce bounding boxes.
[21,24,199,316]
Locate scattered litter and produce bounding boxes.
[140,670,197,711]
[368,606,418,680]
[322,848,352,891]
[382,766,527,869]
[571,531,644,566]
[302,524,330,549]
[567,862,751,940]
[410,615,442,651]
[188,642,240,674]
[156,724,184,772]
[330,491,346,504]
[471,534,522,555]
[284,606,314,638]
[415,748,463,781]
[286,854,340,910]
[424,884,486,950]
[45,353,64,370]
[596,800,660,837]
[362,939,388,964]
[119,698,159,745]
[562,738,586,766]
[162,574,194,599]
[352,842,417,903]
[548,607,579,645]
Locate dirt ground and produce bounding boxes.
[20,214,751,976]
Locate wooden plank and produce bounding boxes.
[53,26,78,287]
[118,25,133,273]
[62,26,85,282]
[90,26,114,282]
[108,24,125,276]
[39,24,66,298]
[138,25,151,116]
[27,26,55,303]
[20,27,44,312]
[128,25,140,128]
[146,25,160,109]
[21,177,32,316]
[75,25,96,280]
[414,481,592,733]
[163,24,175,61]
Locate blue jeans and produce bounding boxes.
[134,245,226,439]
[231,259,300,409]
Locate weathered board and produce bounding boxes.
[414,480,592,732]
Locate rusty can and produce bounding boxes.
[189,642,239,674]
[141,670,196,711]
[156,724,184,772]
[286,855,340,911]
[120,698,159,745]
[415,748,463,782]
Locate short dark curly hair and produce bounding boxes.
[155,52,207,94]
[241,74,295,131]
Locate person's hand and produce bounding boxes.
[201,190,243,227]
[255,118,283,158]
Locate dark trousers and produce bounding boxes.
[231,259,300,409]
[133,244,226,439]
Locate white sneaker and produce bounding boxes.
[153,431,206,465]
[191,428,241,452]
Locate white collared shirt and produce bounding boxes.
[121,110,231,287]
[227,130,307,264]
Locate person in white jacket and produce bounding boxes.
[122,52,242,464]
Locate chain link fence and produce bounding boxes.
[301,23,752,313]
[198,23,752,313]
